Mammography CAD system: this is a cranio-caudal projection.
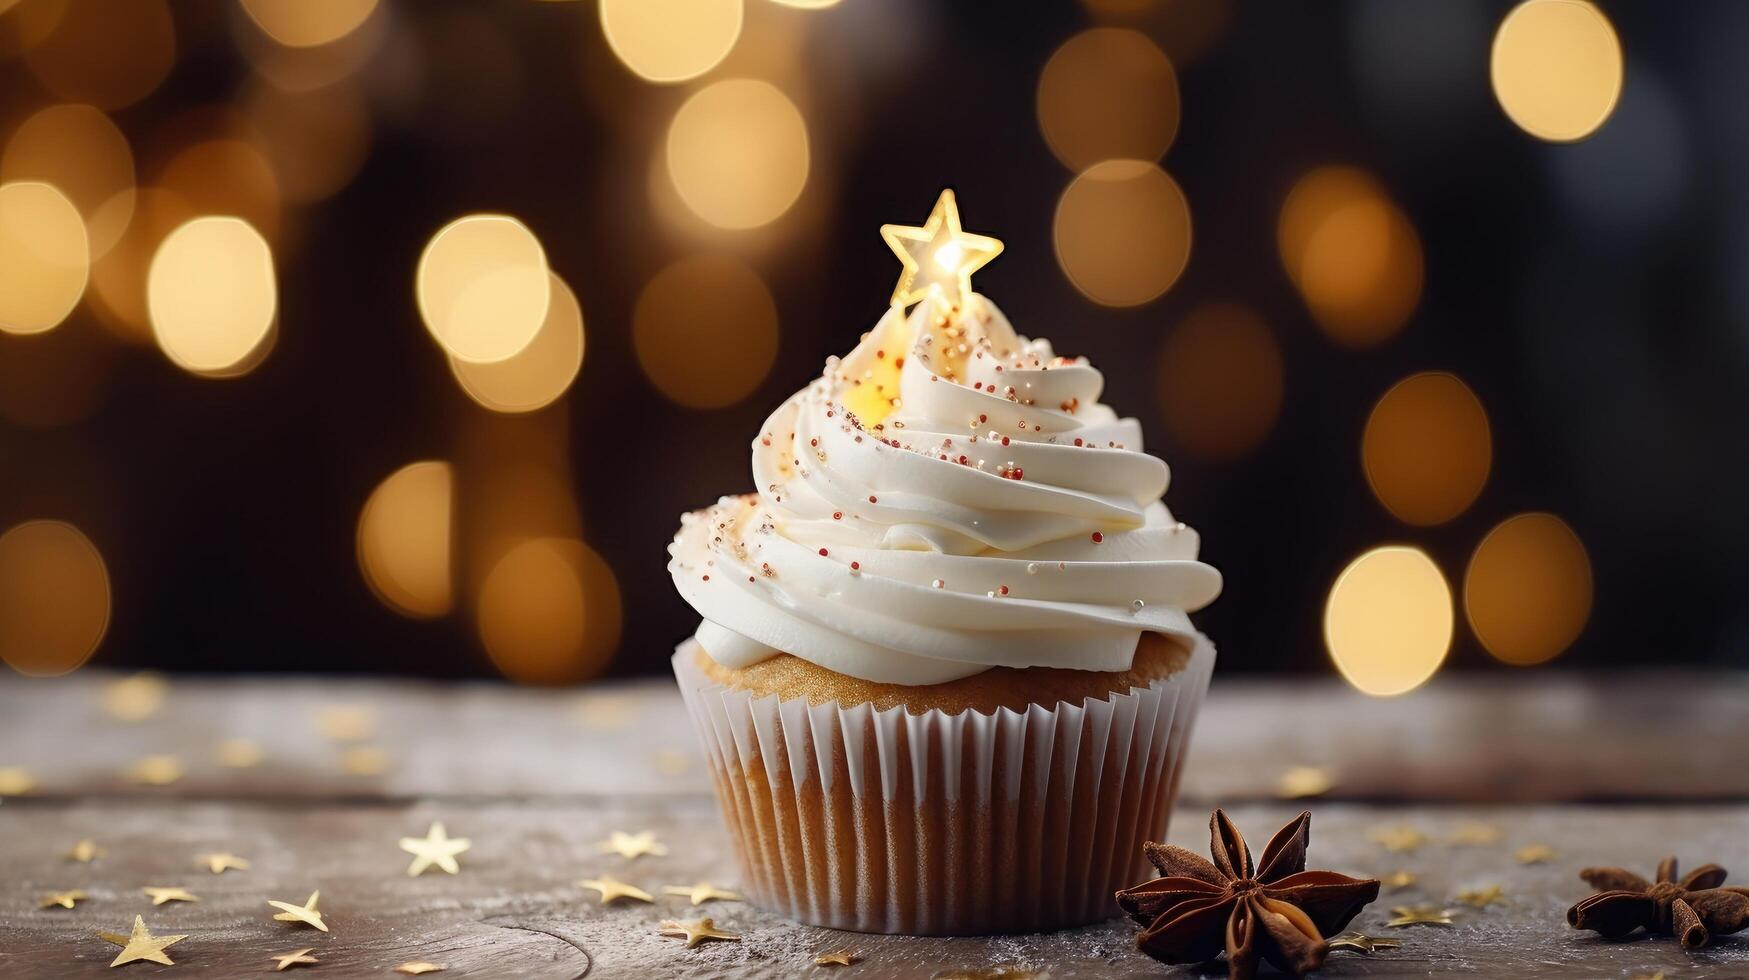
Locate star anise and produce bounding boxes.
[1117,810,1381,979]
[1568,856,1749,950]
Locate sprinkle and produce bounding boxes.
[850,562,860,571]
[1000,436,1010,446]
[1091,532,1104,543]
[1131,599,1145,611]
[978,414,987,423]
[998,585,1009,596]
[833,512,842,520]
[1026,563,1040,575]
[818,548,828,557]
[932,579,945,589]
[1074,437,1084,446]
[868,495,877,504]
[702,575,710,582]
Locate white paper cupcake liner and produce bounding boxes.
[671,635,1214,935]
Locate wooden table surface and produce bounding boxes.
[2,669,1747,979]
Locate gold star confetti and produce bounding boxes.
[394,963,447,975]
[598,830,667,860]
[880,189,1003,307]
[578,875,653,905]
[102,672,168,722]
[216,739,264,768]
[199,852,250,874]
[1381,870,1418,890]
[0,766,36,795]
[1455,884,1507,909]
[267,891,328,932]
[1369,825,1428,853]
[99,915,188,968]
[313,704,375,742]
[69,839,104,863]
[1515,843,1557,864]
[1325,931,1402,954]
[271,948,319,971]
[658,917,740,949]
[39,890,88,909]
[144,886,200,906]
[125,754,184,786]
[400,822,471,876]
[652,748,690,776]
[1275,765,1334,799]
[1385,904,1456,928]
[662,881,742,906]
[575,695,635,730]
[1449,822,1502,846]
[814,949,860,966]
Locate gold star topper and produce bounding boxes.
[99,915,188,968]
[1455,884,1507,909]
[394,963,447,975]
[200,851,250,874]
[267,891,328,932]
[657,917,740,949]
[400,822,471,876]
[578,875,653,905]
[144,886,200,906]
[661,881,742,906]
[271,948,319,971]
[1325,931,1402,954]
[598,830,667,860]
[1515,843,1557,865]
[39,889,88,910]
[814,949,860,966]
[68,839,103,863]
[880,189,1003,308]
[1385,904,1456,928]
[0,765,36,795]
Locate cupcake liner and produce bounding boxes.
[671,635,1214,935]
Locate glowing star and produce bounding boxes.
[399,822,471,876]
[1384,904,1456,928]
[657,917,740,949]
[39,890,88,909]
[1275,765,1334,800]
[1515,843,1557,865]
[578,875,653,905]
[0,766,36,795]
[814,949,860,966]
[880,189,1003,308]
[271,948,318,971]
[1455,884,1507,909]
[200,852,250,874]
[1449,822,1502,846]
[267,891,328,932]
[394,963,446,975]
[661,881,742,906]
[143,886,200,906]
[69,839,103,862]
[98,916,188,968]
[1369,825,1428,853]
[1324,931,1402,954]
[598,830,667,860]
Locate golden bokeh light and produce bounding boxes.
[243,81,373,205]
[1465,513,1593,666]
[1157,303,1283,461]
[0,520,111,677]
[147,217,278,377]
[600,0,742,83]
[23,0,175,110]
[634,255,777,409]
[1363,372,1492,526]
[449,271,585,415]
[1,104,134,257]
[1279,166,1422,348]
[1054,159,1191,308]
[416,214,551,364]
[234,0,386,93]
[357,461,454,619]
[0,181,89,335]
[88,187,194,345]
[665,78,809,230]
[477,537,622,686]
[239,0,379,49]
[770,0,839,7]
[1491,0,1623,142]
[0,0,66,58]
[1325,546,1452,697]
[158,139,282,243]
[1037,28,1180,173]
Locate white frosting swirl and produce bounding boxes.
[667,290,1221,685]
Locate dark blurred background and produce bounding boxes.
[1,0,1740,690]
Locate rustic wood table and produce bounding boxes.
[3,669,1747,978]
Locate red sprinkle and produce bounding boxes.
[978,414,988,423]
[1091,532,1104,543]
[998,585,1009,596]
[819,548,829,556]
[702,575,710,581]
[832,511,842,520]
[1012,467,1024,479]
[1001,436,1010,446]
[868,495,878,503]
[850,561,860,570]
[1074,437,1084,447]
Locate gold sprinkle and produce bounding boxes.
[200,851,250,874]
[1515,843,1557,865]
[814,949,860,966]
[339,745,391,776]
[394,963,446,975]
[578,875,653,905]
[0,766,37,795]
[598,830,667,860]
[399,822,471,876]
[1449,822,1502,846]
[1275,765,1334,800]
[102,673,168,722]
[270,948,319,971]
[125,754,184,786]
[661,881,742,906]
[1369,825,1428,853]
[1385,904,1456,928]
[38,889,88,909]
[98,915,187,968]
[215,739,264,768]
[657,916,740,949]
[69,839,104,863]
[1324,931,1402,954]
[143,886,200,906]
[312,704,375,742]
[266,891,327,932]
[1455,884,1507,909]
[1381,870,1418,891]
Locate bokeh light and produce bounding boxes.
[416,214,550,364]
[1036,28,1179,173]
[1363,371,1492,526]
[634,255,777,409]
[357,461,454,619]
[23,0,175,110]
[1054,159,1192,307]
[1465,512,1593,666]
[1491,0,1623,143]
[477,537,622,686]
[449,271,585,415]
[243,81,374,205]
[147,217,278,377]
[1156,303,1283,461]
[0,520,110,677]
[0,181,89,335]
[600,0,742,84]
[1279,166,1422,348]
[233,0,386,93]
[88,187,194,345]
[158,139,282,243]
[1325,545,1452,697]
[239,0,379,49]
[665,78,809,230]
[1,104,134,257]
[0,0,65,58]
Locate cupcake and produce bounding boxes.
[667,192,1221,935]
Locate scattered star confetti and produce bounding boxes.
[1381,870,1418,890]
[102,673,168,722]
[662,881,742,906]
[144,886,200,906]
[99,915,187,968]
[814,949,860,966]
[200,852,250,874]
[68,839,103,863]
[1515,843,1557,864]
[598,830,667,859]
[39,890,88,909]
[1385,904,1456,928]
[1369,825,1428,853]
[1275,765,1334,799]
[394,963,447,975]
[313,704,375,742]
[575,695,635,730]
[267,891,328,932]
[400,822,471,876]
[1454,884,1507,909]
[578,875,653,905]
[125,754,184,786]
[1449,822,1502,846]
[1325,931,1403,954]
[339,745,391,776]
[270,948,319,971]
[652,748,690,776]
[0,766,36,795]
[216,739,264,768]
[658,917,740,948]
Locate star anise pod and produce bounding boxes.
[1116,810,1381,979]
[1568,856,1749,950]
